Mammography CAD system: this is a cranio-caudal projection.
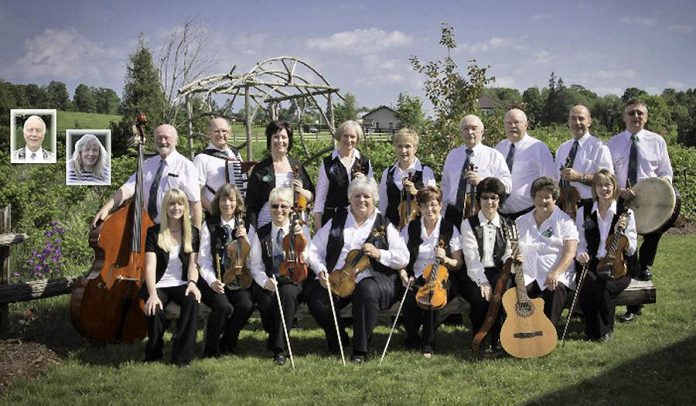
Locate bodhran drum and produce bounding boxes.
[625,177,681,235]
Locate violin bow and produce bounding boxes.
[380,278,413,364]
[272,275,295,370]
[325,275,346,366]
[560,261,590,346]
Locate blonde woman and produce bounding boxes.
[67,133,110,185]
[142,188,201,367]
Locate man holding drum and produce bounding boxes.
[607,98,674,322]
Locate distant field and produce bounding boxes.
[56,111,121,132]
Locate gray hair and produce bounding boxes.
[347,176,379,205]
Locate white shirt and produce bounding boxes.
[249,221,311,287]
[18,146,55,163]
[461,211,512,286]
[193,143,243,203]
[399,217,462,278]
[555,133,614,199]
[607,129,673,187]
[257,172,294,229]
[516,207,579,290]
[156,244,186,288]
[313,149,374,214]
[198,216,242,286]
[308,210,408,283]
[378,158,436,215]
[124,149,201,223]
[441,144,511,207]
[575,201,637,260]
[495,134,557,213]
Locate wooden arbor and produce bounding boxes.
[176,56,343,160]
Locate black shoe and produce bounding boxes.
[598,332,612,342]
[273,353,286,366]
[350,353,366,364]
[618,311,636,323]
[637,268,653,281]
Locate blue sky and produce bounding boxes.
[1,0,695,110]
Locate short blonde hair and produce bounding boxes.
[158,189,193,254]
[392,127,419,146]
[334,120,364,143]
[591,169,619,202]
[268,187,293,205]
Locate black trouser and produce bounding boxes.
[526,281,569,327]
[444,205,463,229]
[460,267,508,345]
[580,271,631,339]
[306,277,382,355]
[401,283,439,353]
[144,284,198,364]
[252,280,302,355]
[199,283,254,356]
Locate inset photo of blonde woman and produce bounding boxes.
[66,130,111,186]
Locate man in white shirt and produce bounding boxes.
[607,99,674,321]
[556,105,613,207]
[92,124,202,228]
[496,109,557,219]
[193,117,244,213]
[11,115,56,163]
[442,114,511,226]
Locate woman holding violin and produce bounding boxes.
[378,128,436,229]
[245,120,314,229]
[398,186,463,358]
[197,183,254,357]
[142,188,201,367]
[249,187,311,365]
[307,176,408,363]
[312,120,373,227]
[575,169,636,342]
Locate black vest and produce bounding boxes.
[581,201,622,258]
[467,214,510,269]
[254,223,277,277]
[205,216,250,273]
[405,217,455,277]
[385,165,425,227]
[322,153,371,211]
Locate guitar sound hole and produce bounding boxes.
[515,301,535,318]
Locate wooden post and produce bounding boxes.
[0,205,11,332]
[186,95,194,160]
[245,86,252,160]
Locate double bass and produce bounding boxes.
[70,114,150,343]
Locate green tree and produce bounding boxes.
[483,87,522,109]
[592,94,624,136]
[73,83,97,113]
[46,80,71,111]
[542,72,568,124]
[25,84,48,108]
[333,92,358,124]
[395,92,426,131]
[522,87,544,126]
[94,87,120,114]
[621,87,647,102]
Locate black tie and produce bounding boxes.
[506,143,515,172]
[567,140,579,168]
[148,159,165,221]
[455,149,473,208]
[627,134,638,187]
[31,152,37,160]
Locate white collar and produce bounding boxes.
[477,211,501,228]
[331,148,361,160]
[591,200,618,220]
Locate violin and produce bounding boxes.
[328,226,386,298]
[70,114,150,343]
[596,209,631,280]
[279,211,309,284]
[463,163,479,218]
[558,155,580,218]
[398,172,418,229]
[415,240,449,310]
[223,215,252,289]
[292,164,308,212]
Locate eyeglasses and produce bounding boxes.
[481,195,500,201]
[271,204,290,210]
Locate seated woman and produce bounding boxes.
[575,169,636,342]
[516,176,579,327]
[378,128,436,229]
[460,177,516,351]
[312,120,373,227]
[197,184,254,357]
[142,188,201,367]
[307,176,408,363]
[398,186,463,358]
[67,133,111,185]
[249,187,310,365]
[246,120,314,229]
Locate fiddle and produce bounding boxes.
[596,209,631,280]
[278,210,309,284]
[558,155,580,218]
[415,240,449,310]
[291,164,308,213]
[328,226,386,298]
[463,163,479,218]
[223,215,252,289]
[398,172,418,229]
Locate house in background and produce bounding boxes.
[360,105,400,133]
[478,94,498,114]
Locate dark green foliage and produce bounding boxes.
[73,84,97,113]
[45,81,71,111]
[333,92,358,124]
[395,92,426,132]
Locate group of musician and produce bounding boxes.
[93,97,673,366]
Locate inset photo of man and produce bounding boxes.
[10,109,57,164]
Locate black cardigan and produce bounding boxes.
[145,224,200,284]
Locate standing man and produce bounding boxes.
[555,105,613,207]
[607,99,673,322]
[92,124,202,228]
[495,108,557,220]
[442,114,511,226]
[193,117,245,213]
[11,115,56,163]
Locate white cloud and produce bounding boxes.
[462,37,528,53]
[620,16,657,26]
[667,24,696,34]
[665,80,686,89]
[532,13,551,21]
[595,69,636,80]
[492,75,516,87]
[306,28,413,55]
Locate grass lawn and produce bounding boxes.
[1,234,694,404]
[56,111,122,132]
